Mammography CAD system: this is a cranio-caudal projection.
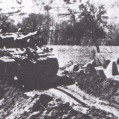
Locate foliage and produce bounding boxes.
[78,1,108,52]
[52,1,108,48]
[58,22,84,45]
[106,24,119,46]
[18,13,44,33]
[0,14,17,33]
[18,13,54,44]
[55,22,74,45]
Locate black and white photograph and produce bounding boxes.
[0,0,119,118]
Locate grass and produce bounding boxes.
[47,45,119,68]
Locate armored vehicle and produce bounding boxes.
[0,31,59,88]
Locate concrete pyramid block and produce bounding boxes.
[112,62,118,76]
[117,58,119,64]
[96,70,106,79]
[104,61,118,78]
[64,63,79,72]
[82,60,96,69]
[103,60,110,69]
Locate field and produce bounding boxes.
[48,45,119,68]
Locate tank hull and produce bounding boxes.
[0,48,59,88]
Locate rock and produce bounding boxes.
[112,62,118,76]
[103,60,110,69]
[117,58,119,64]
[96,70,106,79]
[81,114,92,119]
[68,109,78,116]
[54,98,63,106]
[32,94,53,111]
[61,102,70,110]
[48,109,59,118]
[48,101,56,107]
[32,99,42,112]
[40,94,53,107]
[62,70,68,75]
[73,65,79,71]
[55,98,62,103]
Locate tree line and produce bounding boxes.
[0,1,119,52]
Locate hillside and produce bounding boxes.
[0,0,119,24]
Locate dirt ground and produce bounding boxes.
[0,46,119,119]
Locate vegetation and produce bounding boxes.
[17,13,54,45]
[47,1,108,52]
[78,1,108,52]
[0,14,17,33]
[0,1,119,48]
[107,24,119,46]
[56,1,108,52]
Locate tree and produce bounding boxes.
[18,13,54,45]
[57,21,75,45]
[106,24,119,45]
[19,13,44,34]
[62,9,85,45]
[79,1,108,52]
[73,22,85,45]
[0,14,17,33]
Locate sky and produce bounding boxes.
[0,0,119,24]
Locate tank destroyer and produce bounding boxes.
[0,31,59,88]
